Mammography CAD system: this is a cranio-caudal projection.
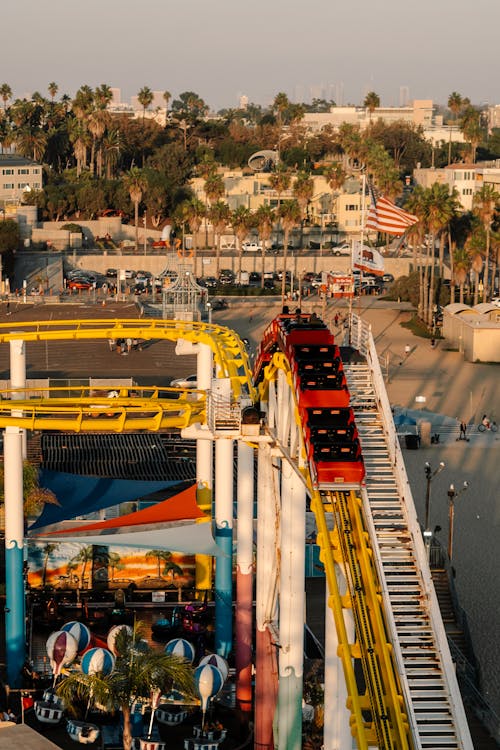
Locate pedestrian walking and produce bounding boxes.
[126,337,132,353]
[458,420,468,441]
[108,338,116,352]
[334,313,339,327]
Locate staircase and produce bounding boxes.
[344,360,473,750]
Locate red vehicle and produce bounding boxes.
[67,279,92,290]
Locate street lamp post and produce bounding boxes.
[447,482,469,560]
[206,301,212,324]
[424,461,445,560]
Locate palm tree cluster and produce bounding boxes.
[57,622,195,750]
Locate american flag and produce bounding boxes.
[365,184,418,236]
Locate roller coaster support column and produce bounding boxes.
[235,441,254,713]
[278,461,306,750]
[255,443,278,750]
[4,427,25,687]
[196,343,214,594]
[324,570,354,750]
[10,338,27,458]
[214,437,233,657]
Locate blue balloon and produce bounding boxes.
[194,664,224,711]
[81,647,115,676]
[165,638,195,663]
[61,621,91,653]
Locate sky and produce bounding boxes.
[2,0,499,111]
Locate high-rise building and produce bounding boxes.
[110,88,121,105]
[239,94,249,110]
[399,86,410,107]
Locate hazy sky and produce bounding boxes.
[2,0,499,110]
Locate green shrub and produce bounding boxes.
[60,223,83,233]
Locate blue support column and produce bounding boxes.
[214,438,234,657]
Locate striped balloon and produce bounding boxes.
[46,630,78,676]
[61,621,91,654]
[194,664,224,713]
[81,647,115,676]
[107,624,133,656]
[164,638,195,663]
[198,654,229,682]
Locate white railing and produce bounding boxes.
[349,312,474,750]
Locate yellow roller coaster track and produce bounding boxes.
[0,318,255,400]
[260,352,412,750]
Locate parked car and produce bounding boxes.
[170,374,197,388]
[201,276,218,288]
[242,242,263,253]
[67,279,92,290]
[382,273,395,283]
[330,243,350,256]
[219,269,235,285]
[106,268,118,278]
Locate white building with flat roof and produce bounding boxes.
[0,154,42,206]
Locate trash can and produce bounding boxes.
[405,433,420,449]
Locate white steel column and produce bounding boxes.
[10,338,27,458]
[277,459,306,750]
[324,571,354,750]
[196,342,213,593]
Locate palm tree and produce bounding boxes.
[279,199,301,305]
[163,90,171,112]
[209,201,231,277]
[180,197,205,277]
[47,82,58,103]
[232,205,252,278]
[95,84,113,109]
[124,167,148,250]
[103,129,121,179]
[87,108,109,177]
[0,83,12,109]
[293,171,314,249]
[137,86,154,122]
[472,184,500,300]
[452,247,471,304]
[461,106,482,164]
[448,92,463,120]
[57,623,195,750]
[204,171,225,249]
[255,204,275,286]
[425,183,458,325]
[364,91,380,122]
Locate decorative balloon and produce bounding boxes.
[81,648,115,676]
[198,654,229,683]
[61,621,91,654]
[194,664,224,721]
[165,638,195,663]
[46,630,78,679]
[107,624,133,656]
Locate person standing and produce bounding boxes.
[459,420,467,441]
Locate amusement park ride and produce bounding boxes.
[0,302,474,749]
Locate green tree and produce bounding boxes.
[232,205,253,278]
[57,623,194,750]
[293,171,314,248]
[180,197,205,276]
[447,92,463,121]
[0,218,20,254]
[137,86,154,122]
[461,106,483,164]
[278,199,301,304]
[0,83,12,109]
[364,91,380,121]
[472,183,500,299]
[209,201,231,277]
[163,90,171,111]
[452,246,471,304]
[255,204,275,286]
[47,82,58,102]
[124,167,147,250]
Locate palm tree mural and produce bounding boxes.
[41,543,60,587]
[58,623,194,750]
[69,545,94,589]
[145,549,184,584]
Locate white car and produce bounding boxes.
[242,242,263,253]
[490,296,500,308]
[170,374,198,388]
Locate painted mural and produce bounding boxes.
[27,541,196,593]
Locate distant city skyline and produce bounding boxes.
[2,0,499,111]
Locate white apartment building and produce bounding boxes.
[302,100,434,133]
[0,154,42,206]
[413,163,500,211]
